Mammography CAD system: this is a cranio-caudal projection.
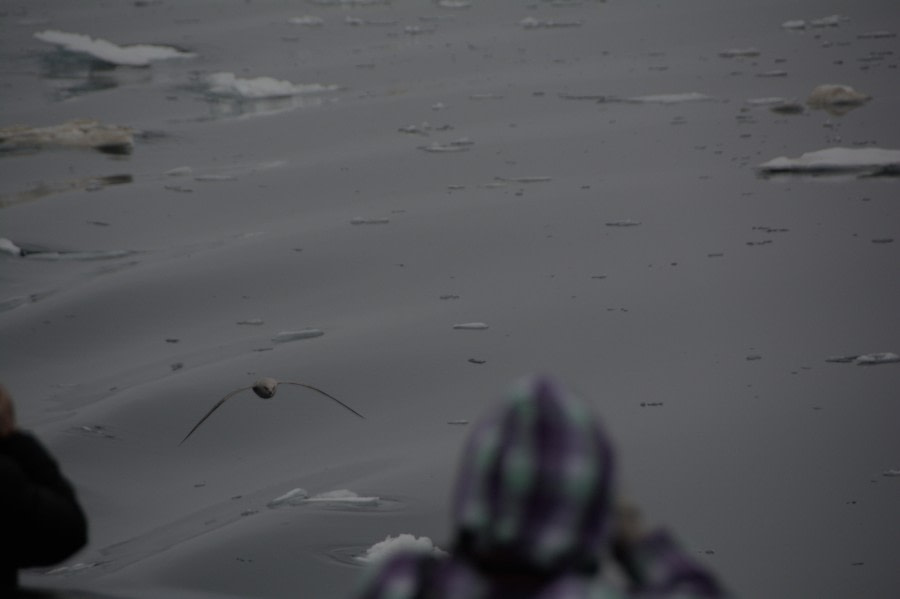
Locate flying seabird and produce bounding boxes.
[179,377,363,445]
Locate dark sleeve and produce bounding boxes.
[625,529,727,598]
[0,431,88,568]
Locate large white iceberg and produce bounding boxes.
[758,148,900,176]
[205,72,338,99]
[35,30,194,66]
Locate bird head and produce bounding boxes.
[252,377,278,399]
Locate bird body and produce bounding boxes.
[180,377,362,445]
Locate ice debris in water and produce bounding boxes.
[418,138,474,153]
[858,31,896,39]
[519,17,582,29]
[165,166,193,177]
[0,119,133,155]
[806,84,870,114]
[0,238,24,257]
[854,352,900,365]
[351,217,390,225]
[437,0,472,8]
[718,48,760,58]
[453,322,489,330]
[305,489,380,506]
[268,488,309,507]
[883,469,900,477]
[237,318,264,326]
[272,329,325,343]
[625,92,712,104]
[289,16,325,26]
[34,30,194,66]
[781,15,848,30]
[757,148,900,176]
[357,534,447,564]
[206,72,339,99]
[606,219,641,227]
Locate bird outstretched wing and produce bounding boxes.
[282,382,365,419]
[180,386,252,445]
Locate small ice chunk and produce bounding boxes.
[882,469,900,477]
[858,31,895,39]
[0,238,23,257]
[165,166,193,177]
[418,139,473,153]
[810,14,848,28]
[494,176,552,183]
[781,20,807,30]
[758,147,900,176]
[350,217,390,225]
[453,322,489,330]
[519,17,582,29]
[0,119,133,154]
[306,489,380,506]
[272,329,325,343]
[206,72,338,99]
[437,0,471,7]
[605,220,641,227]
[854,352,900,365]
[268,488,309,507]
[807,84,870,110]
[626,92,712,104]
[289,16,325,26]
[237,318,264,326]
[447,420,469,425]
[194,174,237,182]
[825,355,859,364]
[34,30,194,66]
[718,48,760,58]
[746,97,790,106]
[357,534,446,564]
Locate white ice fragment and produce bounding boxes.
[453,322,489,330]
[351,217,390,225]
[718,47,760,58]
[605,220,641,227]
[757,147,900,175]
[858,31,895,39]
[437,0,471,7]
[519,17,582,29]
[807,84,870,110]
[0,238,23,257]
[268,488,310,507]
[289,16,325,26]
[418,139,473,153]
[306,489,380,506]
[237,318,264,326]
[882,469,900,477]
[0,119,133,154]
[495,176,552,184]
[781,20,807,30]
[272,329,325,343]
[206,72,338,99]
[194,174,237,182]
[165,166,193,177]
[746,97,791,106]
[854,352,900,365]
[626,92,712,104]
[810,14,848,28]
[34,30,194,66]
[357,534,447,564]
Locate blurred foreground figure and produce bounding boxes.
[0,385,88,593]
[356,376,725,598]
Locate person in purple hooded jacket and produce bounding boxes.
[354,376,726,599]
[0,384,88,594]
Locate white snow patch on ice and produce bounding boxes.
[35,30,193,66]
[758,148,900,175]
[272,329,325,343]
[268,488,310,507]
[306,489,380,506]
[357,534,446,564]
[206,72,338,99]
[626,92,712,104]
[0,238,23,257]
[855,352,900,365]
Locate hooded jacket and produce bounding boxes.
[356,376,725,599]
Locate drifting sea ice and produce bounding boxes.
[453,322,489,330]
[272,329,325,343]
[0,119,133,154]
[625,92,712,104]
[34,30,194,66]
[357,534,447,564]
[205,72,339,99]
[806,84,870,111]
[718,48,760,58]
[268,488,379,508]
[289,16,325,26]
[0,238,23,257]
[519,17,582,29]
[757,148,900,176]
[883,470,900,477]
[854,352,900,365]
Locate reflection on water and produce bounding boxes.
[39,51,153,100]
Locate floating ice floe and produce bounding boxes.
[237,318,264,326]
[519,17,582,29]
[418,139,474,153]
[807,84,870,114]
[855,352,900,365]
[605,219,641,227]
[718,48,760,58]
[883,469,900,477]
[0,238,24,257]
[272,329,325,343]
[494,176,552,184]
[757,147,900,177]
[781,20,808,30]
[0,119,133,155]
[206,72,339,99]
[357,534,446,564]
[24,249,135,261]
[34,30,194,67]
[436,0,472,8]
[351,217,390,225]
[269,488,309,507]
[810,14,848,28]
[289,16,325,26]
[858,31,896,39]
[268,488,380,508]
[625,92,712,104]
[453,322,489,330]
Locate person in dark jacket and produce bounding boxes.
[0,384,88,593]
[355,376,726,599]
